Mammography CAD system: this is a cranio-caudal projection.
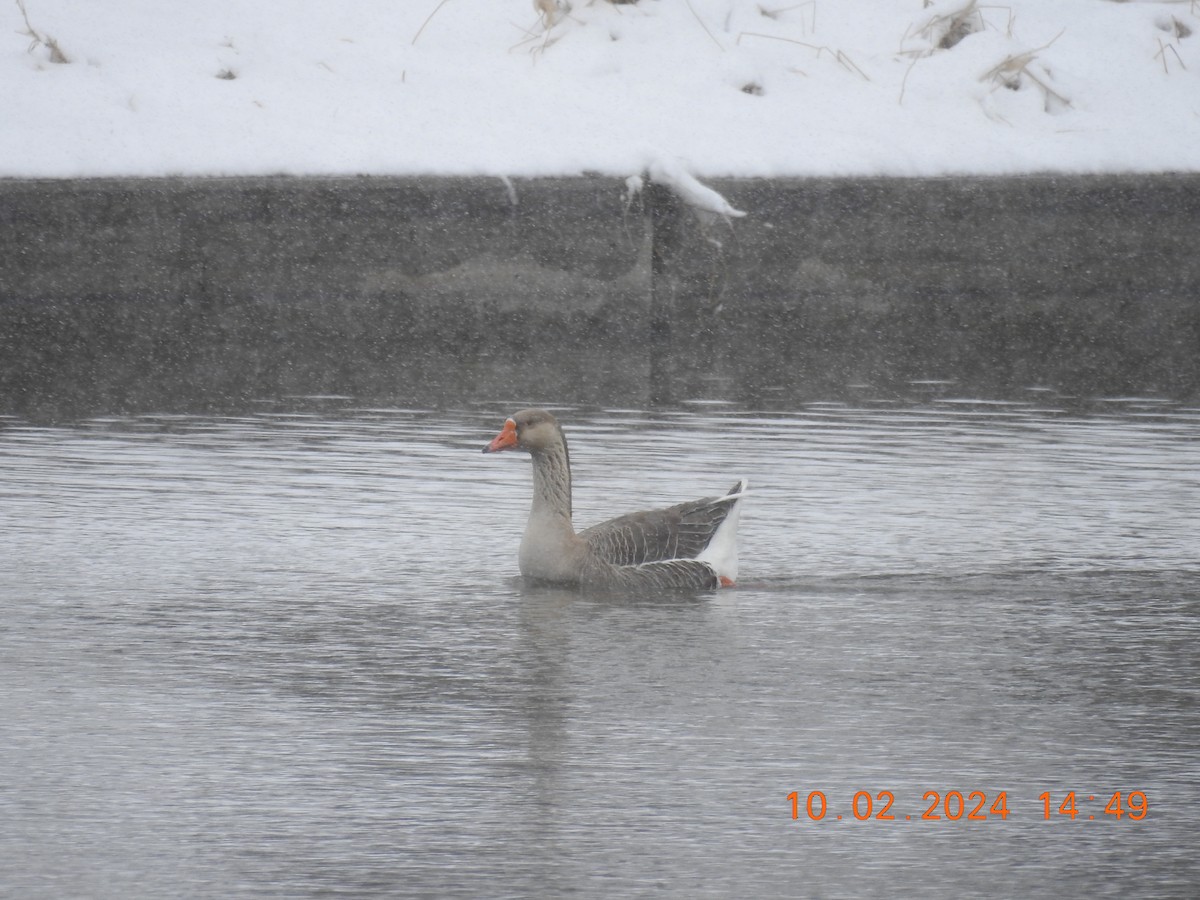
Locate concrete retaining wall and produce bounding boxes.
[2,174,1198,417]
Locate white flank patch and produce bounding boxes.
[695,478,748,583]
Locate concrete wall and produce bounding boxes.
[2,174,1198,418]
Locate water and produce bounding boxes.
[2,398,1197,898]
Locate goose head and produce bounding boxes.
[482,408,564,455]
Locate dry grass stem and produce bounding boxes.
[736,30,818,48]
[833,49,869,80]
[684,0,725,51]
[937,1,983,50]
[758,1,816,35]
[1154,37,1188,73]
[1171,17,1192,39]
[738,32,868,80]
[898,54,921,105]
[412,0,454,46]
[16,0,69,63]
[980,4,1016,39]
[533,0,563,30]
[978,27,1063,80]
[508,11,567,57]
[904,0,987,56]
[981,49,1069,112]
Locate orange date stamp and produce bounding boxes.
[787,790,1149,822]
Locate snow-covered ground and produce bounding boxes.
[4,0,1199,179]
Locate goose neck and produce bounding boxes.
[530,444,572,522]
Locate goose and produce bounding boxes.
[483,409,747,590]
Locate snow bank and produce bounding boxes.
[3,0,1198,178]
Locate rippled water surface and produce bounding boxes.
[2,399,1198,897]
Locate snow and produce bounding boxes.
[3,0,1199,179]
[631,158,748,217]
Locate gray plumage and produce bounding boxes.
[484,408,746,591]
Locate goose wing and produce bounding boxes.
[580,558,720,591]
[579,480,746,567]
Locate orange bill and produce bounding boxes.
[482,418,519,453]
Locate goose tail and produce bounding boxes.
[695,478,748,586]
